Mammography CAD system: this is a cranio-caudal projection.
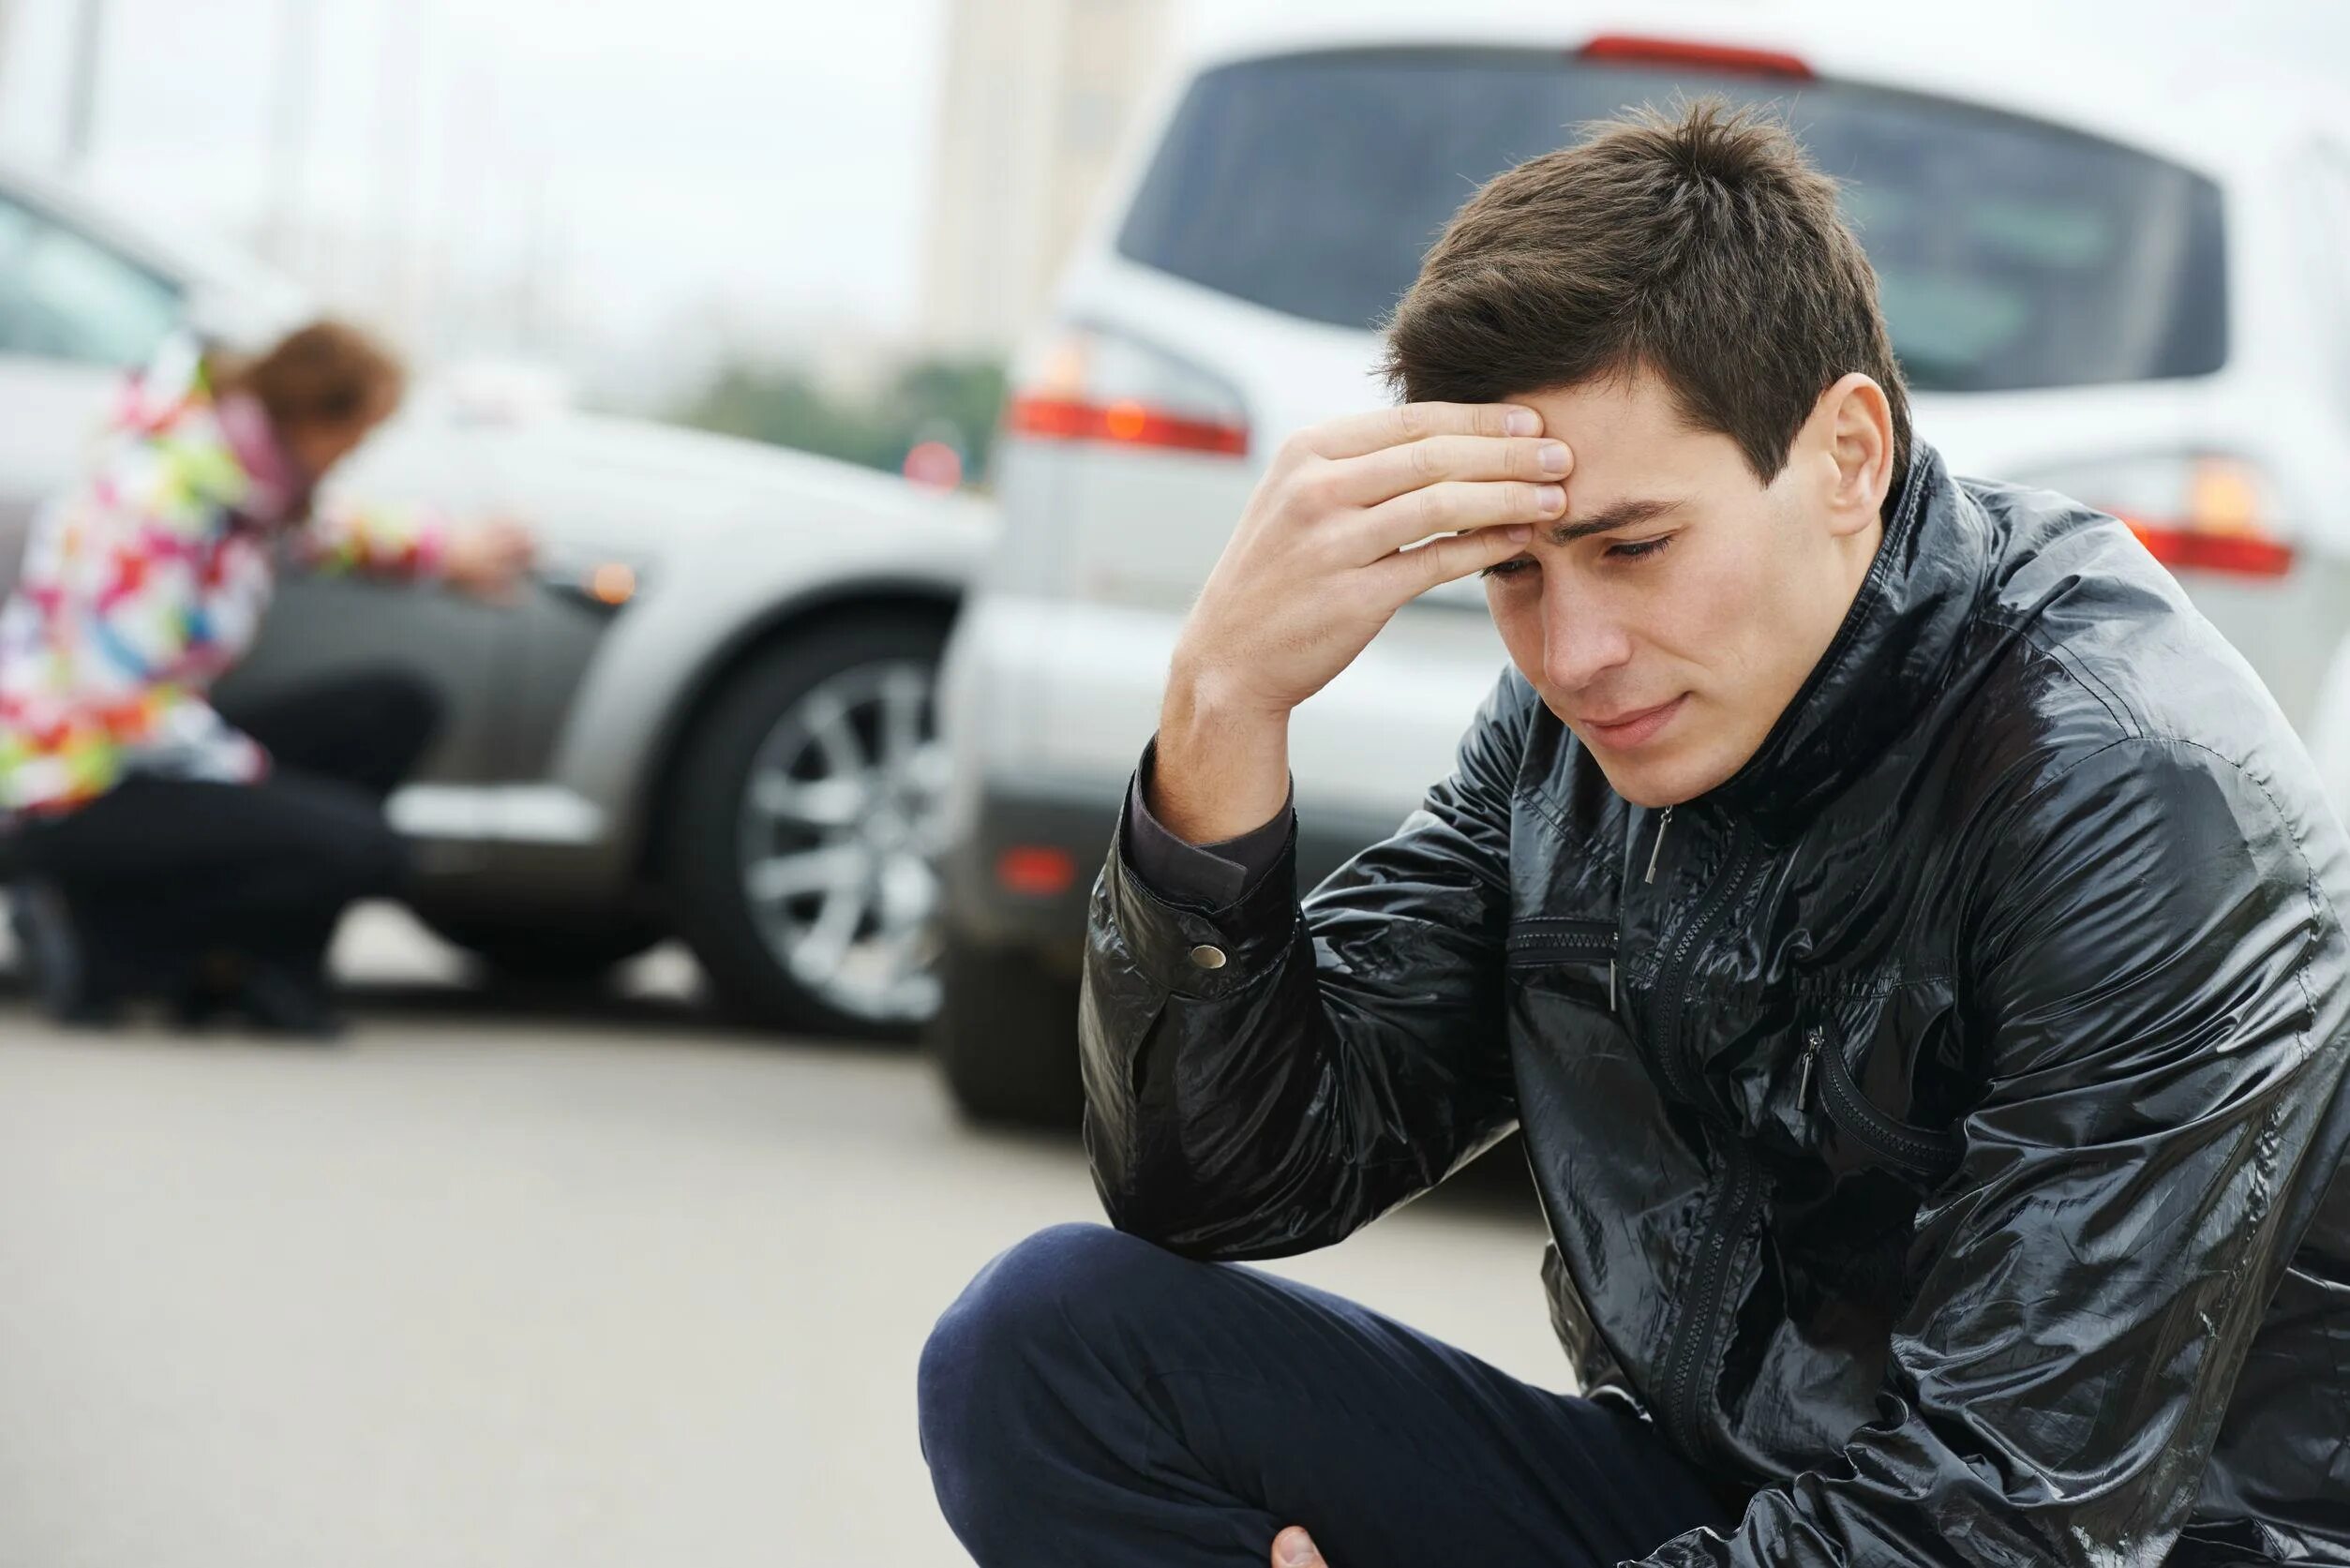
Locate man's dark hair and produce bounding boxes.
[1383,97,1911,492]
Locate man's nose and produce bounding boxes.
[1541,583,1634,692]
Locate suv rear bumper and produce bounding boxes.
[939,772,1402,962]
[935,590,1492,962]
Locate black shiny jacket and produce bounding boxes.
[1080,445,2350,1565]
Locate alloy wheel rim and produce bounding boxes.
[735,659,947,1024]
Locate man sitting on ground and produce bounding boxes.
[921,102,2350,1568]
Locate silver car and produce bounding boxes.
[0,157,988,1036]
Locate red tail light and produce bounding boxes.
[1579,35,1814,81]
[2124,456,2294,578]
[995,844,1078,897]
[2119,523,2294,577]
[1006,395,1248,456]
[1004,326,1250,458]
[2032,454,2298,579]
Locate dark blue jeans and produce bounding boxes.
[918,1223,1734,1567]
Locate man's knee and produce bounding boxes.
[918,1223,1191,1489]
[919,1221,1175,1418]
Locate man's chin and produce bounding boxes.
[1587,744,1726,813]
[1597,768,1689,811]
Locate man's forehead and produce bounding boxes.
[1512,377,1755,543]
[1526,391,1719,482]
[1526,390,1744,503]
[1519,367,1684,441]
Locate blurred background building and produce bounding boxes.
[920,0,1172,358]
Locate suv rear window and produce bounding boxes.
[1116,49,2227,392]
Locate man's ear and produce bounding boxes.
[1811,372,1893,538]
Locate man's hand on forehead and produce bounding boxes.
[1304,403,1574,550]
[1177,399,1571,710]
[1149,401,1571,844]
[1301,397,1544,457]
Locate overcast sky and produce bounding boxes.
[4,0,2346,391]
[0,0,950,361]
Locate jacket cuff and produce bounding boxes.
[1118,736,1294,908]
[1106,783,1301,1000]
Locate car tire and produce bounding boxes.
[662,612,951,1039]
[425,914,665,982]
[932,932,1085,1127]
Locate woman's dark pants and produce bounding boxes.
[10,669,441,998]
[918,1221,1734,1567]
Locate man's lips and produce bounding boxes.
[1575,694,1687,748]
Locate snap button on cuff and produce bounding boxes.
[1188,944,1228,970]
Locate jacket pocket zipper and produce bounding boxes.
[1801,1025,1962,1180]
[1504,917,1619,969]
[1505,917,1622,1012]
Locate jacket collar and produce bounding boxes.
[1710,441,1991,840]
[216,389,307,527]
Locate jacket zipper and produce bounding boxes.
[1801,1026,1962,1179]
[1645,820,1759,1460]
[1644,806,1675,884]
[1658,1132,1759,1460]
[1650,832,1752,1114]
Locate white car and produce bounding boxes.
[0,157,991,1035]
[933,5,2350,1122]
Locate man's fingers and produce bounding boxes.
[1305,400,1541,460]
[1272,1526,1326,1566]
[1349,478,1563,560]
[1378,519,1534,598]
[1321,432,1571,508]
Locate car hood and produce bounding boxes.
[348,402,997,578]
[479,410,995,530]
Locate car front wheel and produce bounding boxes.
[663,613,950,1038]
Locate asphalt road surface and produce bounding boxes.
[0,906,1564,1568]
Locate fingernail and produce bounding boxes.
[1505,525,1532,542]
[1538,441,1569,474]
[1537,485,1565,513]
[1504,409,1539,436]
[1279,1529,1319,1565]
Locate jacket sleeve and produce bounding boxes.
[1637,736,2348,1568]
[1079,668,1534,1261]
[58,445,269,784]
[1120,739,1295,906]
[291,496,451,579]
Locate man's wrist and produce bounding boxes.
[1154,665,1292,846]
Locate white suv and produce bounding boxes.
[933,7,2350,1123]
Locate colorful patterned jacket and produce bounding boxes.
[0,336,449,814]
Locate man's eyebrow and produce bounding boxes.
[1546,497,1684,545]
